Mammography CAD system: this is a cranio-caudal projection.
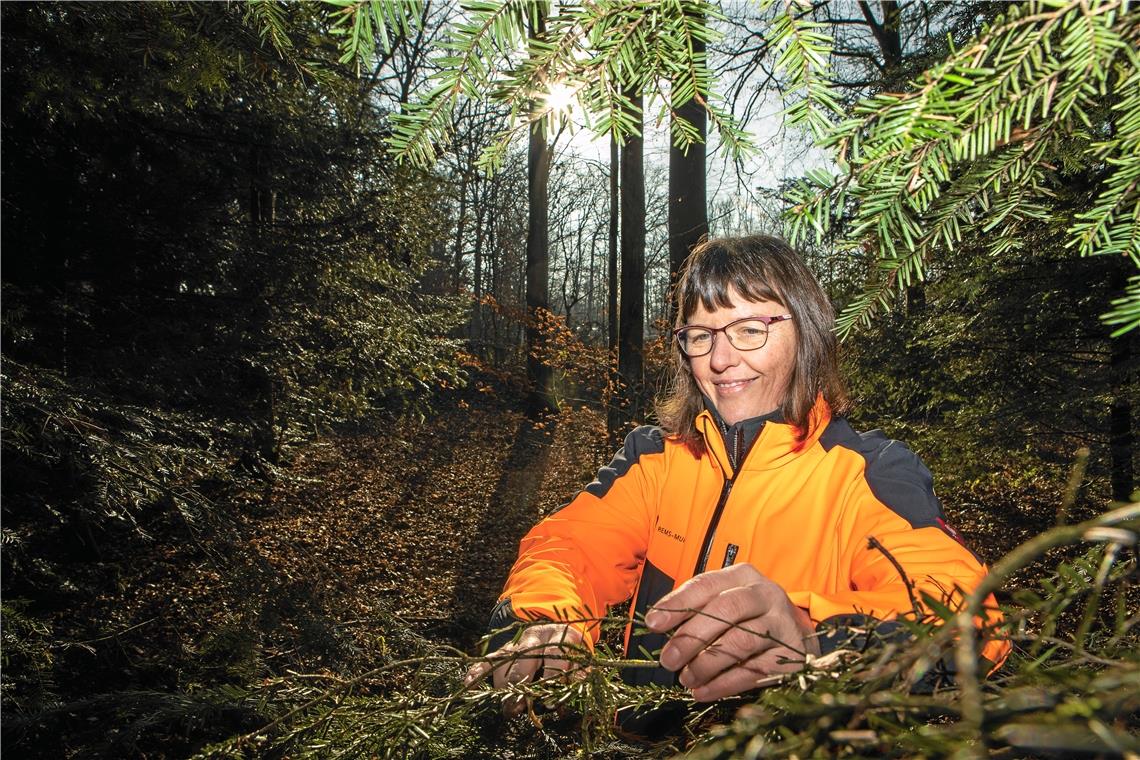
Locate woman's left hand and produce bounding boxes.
[643,563,820,701]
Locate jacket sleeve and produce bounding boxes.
[495,426,665,644]
[785,436,1010,668]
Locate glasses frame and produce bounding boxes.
[673,314,793,357]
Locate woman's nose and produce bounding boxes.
[708,332,739,371]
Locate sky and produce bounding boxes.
[551,87,831,238]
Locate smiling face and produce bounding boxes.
[685,288,797,426]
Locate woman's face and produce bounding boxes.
[685,288,797,426]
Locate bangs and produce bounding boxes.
[679,246,784,322]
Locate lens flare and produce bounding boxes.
[543,82,577,114]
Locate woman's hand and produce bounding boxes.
[643,563,819,702]
[463,623,586,717]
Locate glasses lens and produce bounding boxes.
[677,328,714,356]
[725,319,770,350]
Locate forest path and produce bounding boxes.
[245,401,611,657]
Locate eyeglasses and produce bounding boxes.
[673,315,793,357]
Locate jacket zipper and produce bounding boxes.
[694,426,743,576]
[694,479,733,574]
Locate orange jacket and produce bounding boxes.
[496,400,1009,681]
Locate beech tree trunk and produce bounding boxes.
[618,90,646,431]
[668,14,708,323]
[607,133,622,441]
[526,7,555,414]
[608,134,620,356]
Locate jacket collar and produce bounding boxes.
[696,396,832,478]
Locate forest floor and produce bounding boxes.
[10,393,1065,758]
[12,396,620,757]
[234,398,614,662]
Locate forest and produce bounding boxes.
[1,1,1137,758]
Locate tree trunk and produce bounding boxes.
[526,6,555,415]
[248,142,279,465]
[472,186,485,352]
[607,132,622,441]
[608,134,620,355]
[858,1,903,72]
[618,90,646,432]
[1109,333,1134,502]
[668,16,708,323]
[860,1,924,314]
[452,176,468,293]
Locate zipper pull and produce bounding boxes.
[722,543,739,568]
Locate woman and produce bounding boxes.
[466,235,1007,725]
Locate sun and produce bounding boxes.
[542,81,578,115]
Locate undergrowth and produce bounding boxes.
[188,504,1139,759]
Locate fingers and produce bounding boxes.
[676,617,787,689]
[659,580,785,674]
[645,563,762,632]
[464,623,587,717]
[463,659,493,688]
[462,629,545,690]
[689,649,794,702]
[646,564,818,700]
[496,624,562,687]
[539,626,584,681]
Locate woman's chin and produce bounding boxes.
[715,393,782,425]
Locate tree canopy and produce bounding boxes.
[322,0,1139,335]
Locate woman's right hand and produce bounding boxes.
[644,563,819,701]
[463,623,586,717]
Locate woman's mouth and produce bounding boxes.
[714,378,754,394]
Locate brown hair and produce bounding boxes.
[655,235,850,452]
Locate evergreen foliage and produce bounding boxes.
[330,0,749,168]
[1,0,464,724]
[774,0,1140,336]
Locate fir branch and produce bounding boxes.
[954,502,1140,745]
